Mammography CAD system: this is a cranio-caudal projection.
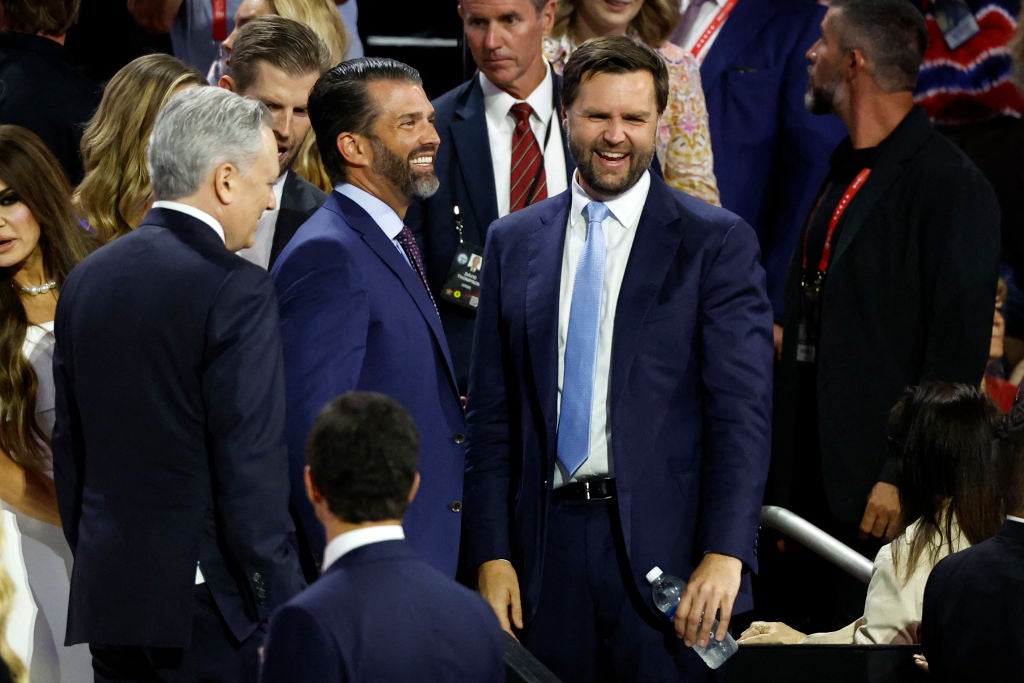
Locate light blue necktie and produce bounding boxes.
[557,201,609,477]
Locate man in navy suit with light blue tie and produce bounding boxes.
[272,58,467,580]
[260,391,504,683]
[463,37,774,681]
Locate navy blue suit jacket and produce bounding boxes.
[462,175,774,619]
[272,192,467,578]
[405,69,575,391]
[923,520,1024,681]
[699,0,846,315]
[52,208,305,647]
[260,539,505,682]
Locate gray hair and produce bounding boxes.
[148,86,272,200]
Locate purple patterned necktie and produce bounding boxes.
[396,225,439,315]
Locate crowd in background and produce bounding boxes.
[2,0,1024,680]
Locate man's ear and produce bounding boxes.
[337,132,370,169]
[844,48,865,80]
[218,74,237,92]
[304,465,324,506]
[407,472,421,505]
[212,162,236,205]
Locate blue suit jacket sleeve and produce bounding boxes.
[52,289,83,552]
[463,225,514,567]
[695,217,774,567]
[203,266,305,619]
[261,604,344,683]
[274,239,370,562]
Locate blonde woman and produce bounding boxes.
[543,0,720,205]
[74,54,207,243]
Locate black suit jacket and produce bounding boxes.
[52,208,305,648]
[268,170,326,270]
[922,520,1024,681]
[772,107,1000,522]
[405,68,575,391]
[0,31,100,184]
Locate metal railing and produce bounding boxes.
[759,505,874,585]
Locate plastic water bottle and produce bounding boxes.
[646,566,739,669]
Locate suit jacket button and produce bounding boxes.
[449,501,463,513]
[453,432,466,444]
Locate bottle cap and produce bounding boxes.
[645,566,663,584]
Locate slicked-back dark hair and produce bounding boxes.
[308,57,422,185]
[829,0,928,93]
[227,15,331,93]
[561,35,669,114]
[305,391,420,524]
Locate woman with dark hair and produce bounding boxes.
[543,0,719,205]
[0,124,97,680]
[740,382,1003,645]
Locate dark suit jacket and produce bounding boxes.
[260,538,505,682]
[52,208,305,647]
[699,0,847,315]
[405,69,575,391]
[463,175,774,619]
[268,170,326,270]
[773,107,1000,522]
[923,520,1024,681]
[272,192,467,579]
[0,31,100,185]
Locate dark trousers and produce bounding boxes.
[522,497,717,683]
[90,584,263,683]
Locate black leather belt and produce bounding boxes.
[552,477,615,502]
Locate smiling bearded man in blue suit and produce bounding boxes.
[463,36,774,682]
[272,58,467,580]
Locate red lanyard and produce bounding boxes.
[691,0,739,61]
[802,168,871,275]
[212,0,228,40]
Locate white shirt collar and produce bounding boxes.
[480,65,555,132]
[1007,515,1024,524]
[151,200,225,245]
[321,524,406,572]
[569,169,651,232]
[335,183,405,240]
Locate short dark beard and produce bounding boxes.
[569,136,654,199]
[369,136,439,200]
[805,82,838,115]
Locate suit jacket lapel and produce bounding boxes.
[526,196,571,464]
[270,171,319,269]
[450,77,499,244]
[334,193,461,396]
[699,0,773,91]
[830,108,932,266]
[610,178,686,408]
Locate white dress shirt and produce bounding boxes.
[554,171,651,486]
[336,183,411,266]
[236,172,287,269]
[321,525,406,573]
[481,68,569,218]
[151,201,225,245]
[678,0,731,62]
